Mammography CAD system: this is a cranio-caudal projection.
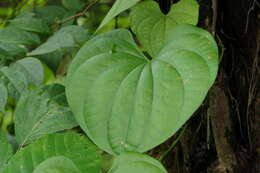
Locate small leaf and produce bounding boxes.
[108,152,167,173]
[11,57,44,86]
[35,6,68,24]
[9,13,50,33]
[33,156,81,173]
[130,0,199,56]
[0,67,28,99]
[62,0,86,11]
[0,42,27,57]
[0,27,41,46]
[0,83,8,112]
[0,57,44,100]
[97,0,141,31]
[0,133,102,173]
[28,26,90,56]
[0,131,13,169]
[15,84,78,146]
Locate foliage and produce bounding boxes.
[0,0,218,172]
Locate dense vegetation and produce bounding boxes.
[0,0,259,173]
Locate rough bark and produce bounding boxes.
[159,0,260,172]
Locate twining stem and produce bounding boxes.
[159,124,187,161]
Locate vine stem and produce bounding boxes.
[159,124,187,161]
[60,0,99,25]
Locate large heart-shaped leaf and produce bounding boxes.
[66,25,218,155]
[33,156,81,173]
[0,133,102,173]
[108,152,167,173]
[130,0,199,57]
[15,84,78,146]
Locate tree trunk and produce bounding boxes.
[157,0,260,172]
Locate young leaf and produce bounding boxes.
[97,0,141,31]
[0,133,102,173]
[66,25,218,155]
[0,132,13,169]
[0,83,8,112]
[0,27,41,46]
[28,26,90,56]
[108,152,167,173]
[15,84,78,146]
[130,0,199,56]
[33,156,81,173]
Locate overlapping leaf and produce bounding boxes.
[66,24,218,155]
[15,84,78,146]
[108,152,167,173]
[28,26,90,56]
[62,0,86,11]
[0,132,13,169]
[0,42,27,58]
[0,27,40,46]
[0,57,44,100]
[35,6,69,24]
[11,57,44,86]
[9,12,50,33]
[0,133,102,173]
[130,0,199,56]
[97,0,141,31]
[0,83,8,112]
[33,156,81,173]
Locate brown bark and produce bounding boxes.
[159,0,260,172]
[209,85,238,173]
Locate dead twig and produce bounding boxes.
[60,0,99,25]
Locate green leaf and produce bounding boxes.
[0,27,41,46]
[0,83,8,112]
[0,133,102,173]
[35,6,68,24]
[0,67,28,100]
[9,13,50,33]
[28,26,90,56]
[0,42,27,57]
[62,0,86,11]
[10,57,44,86]
[130,0,199,56]
[33,156,81,173]
[0,57,44,100]
[15,84,78,146]
[0,132,13,169]
[108,152,167,173]
[66,26,218,155]
[97,0,141,31]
